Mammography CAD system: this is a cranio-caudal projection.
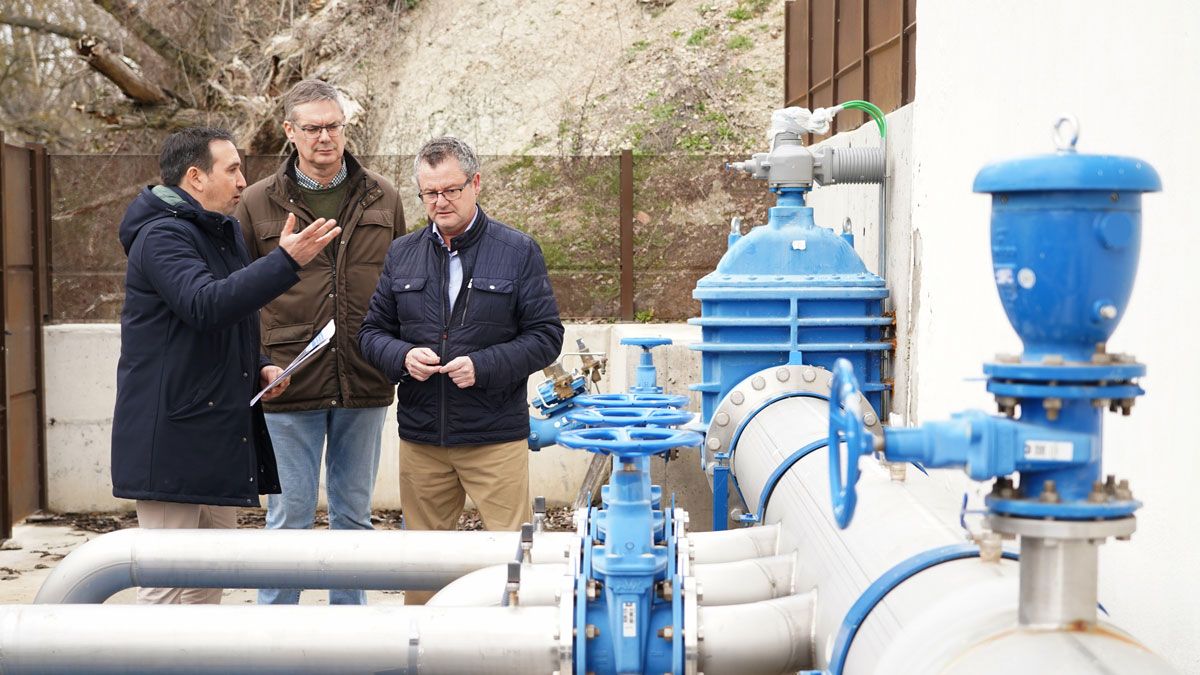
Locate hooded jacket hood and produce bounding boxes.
[119,185,232,254]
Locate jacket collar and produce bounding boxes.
[424,207,487,253]
[154,185,236,235]
[270,149,372,206]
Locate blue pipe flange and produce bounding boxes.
[558,427,703,458]
[574,393,691,409]
[702,363,881,530]
[567,406,695,428]
[827,543,1020,675]
[828,359,876,529]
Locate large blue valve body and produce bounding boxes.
[690,190,890,422]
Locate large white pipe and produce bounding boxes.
[0,604,562,674]
[728,393,1173,674]
[34,528,577,604]
[428,554,796,608]
[0,594,820,675]
[697,591,816,675]
[36,523,782,605]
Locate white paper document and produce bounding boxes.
[250,319,336,407]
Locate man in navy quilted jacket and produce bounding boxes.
[359,136,563,603]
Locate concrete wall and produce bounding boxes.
[44,322,706,520]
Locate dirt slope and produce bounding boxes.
[365,0,784,155]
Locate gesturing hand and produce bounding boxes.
[440,356,475,388]
[259,365,290,402]
[278,212,341,266]
[405,347,441,381]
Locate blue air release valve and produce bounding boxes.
[621,337,673,394]
[828,359,875,528]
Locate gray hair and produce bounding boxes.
[413,136,480,185]
[282,79,344,121]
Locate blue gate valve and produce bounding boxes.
[558,426,702,675]
[622,337,673,394]
[574,392,690,409]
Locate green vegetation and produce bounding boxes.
[677,132,714,152]
[631,39,650,51]
[686,28,711,46]
[728,35,754,50]
[634,309,656,323]
[728,0,772,21]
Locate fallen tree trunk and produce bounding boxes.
[76,37,170,105]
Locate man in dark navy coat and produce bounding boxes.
[360,136,564,604]
[111,127,340,604]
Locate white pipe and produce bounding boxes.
[34,528,577,604]
[697,591,816,675]
[37,523,779,605]
[0,604,562,674]
[728,394,1173,673]
[427,554,797,608]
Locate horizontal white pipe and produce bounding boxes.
[34,528,577,604]
[698,591,816,675]
[428,554,797,608]
[0,604,562,674]
[37,523,780,605]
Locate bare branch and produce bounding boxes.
[91,0,213,76]
[76,37,170,105]
[0,12,110,43]
[73,99,210,130]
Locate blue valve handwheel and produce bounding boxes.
[574,393,690,409]
[829,359,873,529]
[558,427,703,458]
[620,337,673,348]
[567,407,694,428]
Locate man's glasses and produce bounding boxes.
[296,122,345,140]
[418,179,472,204]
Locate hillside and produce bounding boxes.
[363,0,783,155]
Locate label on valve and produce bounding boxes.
[622,602,637,637]
[1024,440,1073,462]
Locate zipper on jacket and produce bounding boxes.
[460,279,473,327]
[438,246,450,447]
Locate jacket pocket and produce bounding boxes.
[351,219,392,267]
[462,276,514,325]
[391,276,428,321]
[264,322,314,347]
[254,218,291,256]
[166,364,225,421]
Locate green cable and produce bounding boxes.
[840,99,887,138]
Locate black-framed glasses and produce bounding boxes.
[296,122,345,139]
[418,179,472,204]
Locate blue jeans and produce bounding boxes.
[258,406,386,605]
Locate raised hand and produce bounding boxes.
[278,212,341,266]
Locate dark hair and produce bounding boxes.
[413,136,480,186]
[159,127,236,186]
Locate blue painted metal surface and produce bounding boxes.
[560,409,701,674]
[828,129,1161,529]
[689,185,890,426]
[568,407,694,428]
[622,337,673,394]
[826,544,1019,675]
[575,393,690,409]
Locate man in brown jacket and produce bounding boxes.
[235,79,405,605]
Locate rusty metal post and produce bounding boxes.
[619,149,634,321]
[0,133,10,541]
[26,143,50,510]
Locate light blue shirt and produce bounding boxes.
[432,207,478,314]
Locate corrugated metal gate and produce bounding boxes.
[0,135,51,542]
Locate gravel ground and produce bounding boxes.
[25,506,578,534]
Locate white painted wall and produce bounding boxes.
[43,322,702,514]
[804,1,1199,668]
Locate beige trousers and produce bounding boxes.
[134,500,238,605]
[398,438,531,604]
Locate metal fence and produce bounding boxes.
[50,152,774,323]
[0,136,51,542]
